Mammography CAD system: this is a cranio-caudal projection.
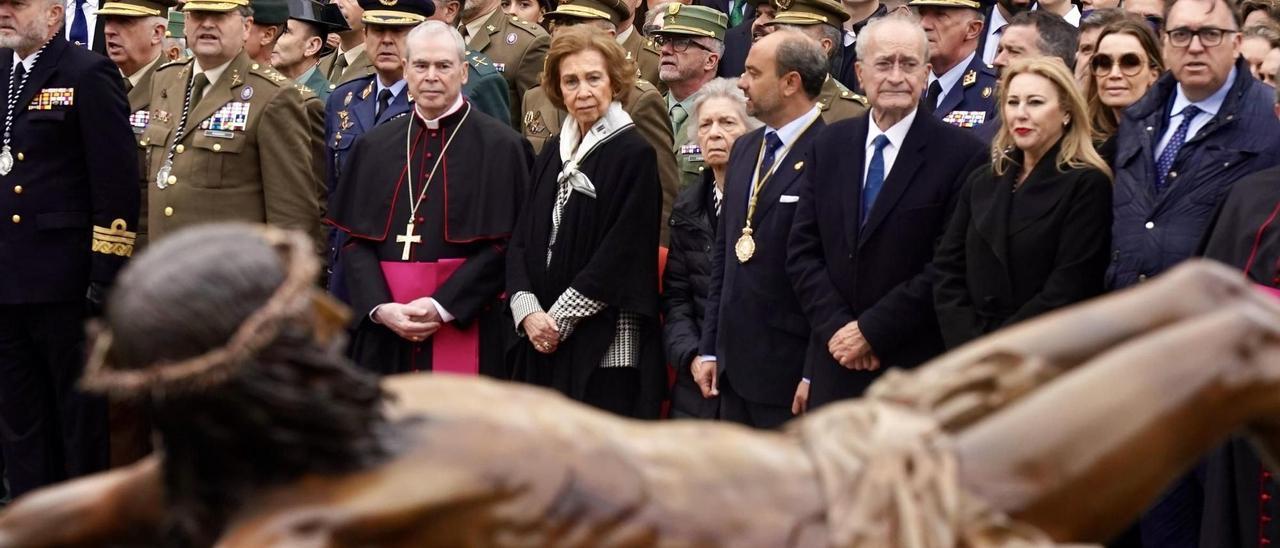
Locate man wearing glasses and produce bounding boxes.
[1106,0,1280,545]
[651,4,728,190]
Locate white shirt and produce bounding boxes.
[192,57,233,98]
[1154,67,1237,159]
[375,77,407,102]
[747,104,822,206]
[63,0,98,47]
[1060,4,1081,26]
[981,6,1009,66]
[11,51,37,73]
[927,50,975,110]
[864,107,917,187]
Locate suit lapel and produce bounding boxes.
[382,90,411,123]
[752,118,823,225]
[350,80,378,133]
[842,117,870,252]
[15,38,67,118]
[725,128,764,233]
[129,57,162,112]
[934,81,963,119]
[972,168,1010,269]
[859,113,926,245]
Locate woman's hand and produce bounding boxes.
[522,312,560,354]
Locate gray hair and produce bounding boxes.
[698,35,726,56]
[685,77,763,142]
[404,19,466,63]
[772,28,828,99]
[856,12,929,63]
[776,22,843,61]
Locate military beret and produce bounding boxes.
[651,3,727,41]
[98,0,176,17]
[165,6,183,35]
[543,0,630,26]
[247,0,289,23]
[771,0,849,26]
[360,0,436,25]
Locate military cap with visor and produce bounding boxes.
[650,3,727,41]
[359,0,437,26]
[542,0,630,27]
[770,0,849,27]
[97,0,177,18]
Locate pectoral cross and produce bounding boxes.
[396,222,421,261]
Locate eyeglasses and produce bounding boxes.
[1165,26,1238,47]
[1091,52,1149,76]
[653,34,713,53]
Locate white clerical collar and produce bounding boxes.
[194,57,234,89]
[415,94,466,129]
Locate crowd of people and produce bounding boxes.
[4,0,1280,543]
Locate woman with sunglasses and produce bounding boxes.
[1085,18,1164,155]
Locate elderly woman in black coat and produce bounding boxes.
[662,78,760,419]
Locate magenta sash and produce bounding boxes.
[379,259,479,375]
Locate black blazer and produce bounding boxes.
[786,112,985,409]
[700,118,824,407]
[0,37,138,304]
[662,172,719,418]
[717,21,752,79]
[933,144,1113,349]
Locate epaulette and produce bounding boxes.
[294,83,318,100]
[156,58,191,72]
[634,79,658,93]
[962,69,977,88]
[839,88,868,107]
[467,50,500,76]
[248,62,290,87]
[642,37,660,55]
[508,15,547,35]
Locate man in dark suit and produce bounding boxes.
[0,0,139,496]
[62,0,107,52]
[697,29,828,429]
[716,0,773,78]
[786,12,984,411]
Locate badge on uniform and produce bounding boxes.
[240,86,254,101]
[199,102,251,132]
[129,110,150,134]
[506,32,517,44]
[962,70,977,88]
[678,143,702,155]
[494,62,506,73]
[942,110,987,128]
[29,88,74,111]
[338,110,353,131]
[343,91,353,106]
[527,111,546,135]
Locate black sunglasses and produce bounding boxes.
[1091,52,1148,76]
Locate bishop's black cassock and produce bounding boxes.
[326,99,533,377]
[1200,165,1280,548]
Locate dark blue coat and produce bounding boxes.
[700,119,825,408]
[786,112,985,408]
[0,36,139,304]
[324,75,411,198]
[1107,58,1280,290]
[933,53,999,137]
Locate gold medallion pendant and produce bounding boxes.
[735,227,756,263]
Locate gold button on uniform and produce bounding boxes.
[10,215,19,223]
[12,185,21,194]
[213,143,222,152]
[176,144,185,154]
[15,152,23,161]
[166,175,177,185]
[163,206,174,217]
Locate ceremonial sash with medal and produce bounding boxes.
[736,114,819,263]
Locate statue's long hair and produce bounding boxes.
[83,224,390,546]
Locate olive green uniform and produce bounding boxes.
[144,52,321,243]
[817,75,867,123]
[620,28,662,91]
[464,10,550,126]
[320,46,375,87]
[125,56,164,249]
[522,80,680,244]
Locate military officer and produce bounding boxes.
[100,0,173,248]
[767,0,868,122]
[0,0,139,496]
[425,0,514,125]
[651,4,726,191]
[912,0,998,136]
[145,0,320,243]
[460,0,550,125]
[319,0,375,84]
[617,0,660,87]
[273,0,347,100]
[525,0,680,243]
[246,0,289,67]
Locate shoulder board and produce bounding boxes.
[508,16,546,35]
[247,62,290,87]
[838,88,868,106]
[294,84,318,99]
[962,69,978,88]
[643,38,660,54]
[157,58,191,71]
[634,79,658,93]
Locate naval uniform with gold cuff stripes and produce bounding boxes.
[0,35,140,498]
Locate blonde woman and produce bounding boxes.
[933,58,1114,348]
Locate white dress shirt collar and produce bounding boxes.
[1170,66,1236,121]
[11,51,37,73]
[63,0,99,47]
[375,77,408,99]
[981,7,1010,64]
[929,50,975,106]
[765,104,822,151]
[863,107,917,185]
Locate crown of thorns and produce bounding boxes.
[80,227,348,400]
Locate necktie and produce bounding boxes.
[375,88,394,121]
[70,0,88,46]
[189,73,209,112]
[1155,105,1201,192]
[123,77,133,93]
[923,80,943,114]
[729,0,745,28]
[331,53,349,81]
[758,131,783,180]
[862,134,890,225]
[670,104,687,133]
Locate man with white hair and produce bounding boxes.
[326,20,533,379]
[0,0,139,496]
[787,13,985,411]
[651,4,727,190]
